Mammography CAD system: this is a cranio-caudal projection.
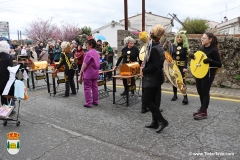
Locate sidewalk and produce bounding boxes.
[107,79,240,100]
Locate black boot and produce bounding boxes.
[156,120,169,133]
[145,114,158,129]
[156,112,169,133]
[182,95,188,104]
[171,86,178,101]
[120,91,126,96]
[141,107,149,114]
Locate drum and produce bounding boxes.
[164,51,173,63]
[55,62,65,72]
[120,62,140,76]
[190,51,209,78]
[139,43,147,61]
[163,54,187,95]
[31,61,48,70]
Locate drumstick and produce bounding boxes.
[194,54,204,72]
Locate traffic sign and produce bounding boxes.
[0,21,9,37]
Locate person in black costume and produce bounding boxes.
[0,41,13,105]
[142,24,168,133]
[170,31,189,104]
[54,41,76,97]
[190,33,222,120]
[113,36,139,96]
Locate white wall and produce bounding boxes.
[93,24,136,48]
[120,13,172,33]
[217,17,240,34]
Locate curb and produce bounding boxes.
[107,83,240,101]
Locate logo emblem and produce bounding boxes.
[7,132,20,155]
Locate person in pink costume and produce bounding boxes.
[78,36,100,108]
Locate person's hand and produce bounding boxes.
[53,69,58,73]
[141,61,145,67]
[140,67,143,76]
[78,75,83,84]
[183,68,188,72]
[189,54,196,60]
[203,58,212,64]
[113,66,118,70]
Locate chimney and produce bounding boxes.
[224,16,228,22]
[149,12,152,14]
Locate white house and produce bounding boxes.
[119,12,172,33]
[92,20,139,48]
[216,16,240,34]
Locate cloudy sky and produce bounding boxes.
[0,0,240,40]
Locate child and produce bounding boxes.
[99,52,105,80]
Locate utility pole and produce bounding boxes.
[142,0,145,31]
[17,30,19,43]
[124,0,128,30]
[20,31,22,45]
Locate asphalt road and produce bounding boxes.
[0,82,239,160]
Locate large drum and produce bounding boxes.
[190,51,209,79]
[139,43,147,61]
[163,52,187,95]
[120,62,140,76]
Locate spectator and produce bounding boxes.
[0,41,13,105]
[74,44,84,73]
[38,48,48,62]
[21,45,28,56]
[96,39,102,52]
[53,43,62,62]
[48,44,54,64]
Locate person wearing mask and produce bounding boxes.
[78,36,100,108]
[0,41,13,105]
[142,24,168,133]
[113,36,139,96]
[54,42,76,97]
[190,33,222,120]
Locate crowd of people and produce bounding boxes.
[1,23,222,133]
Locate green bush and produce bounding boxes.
[234,74,240,81]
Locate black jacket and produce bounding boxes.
[142,43,165,88]
[116,46,139,66]
[0,52,13,90]
[57,52,72,71]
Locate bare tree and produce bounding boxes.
[25,18,60,44]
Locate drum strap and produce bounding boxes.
[62,52,72,70]
[209,67,218,77]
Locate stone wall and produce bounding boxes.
[165,34,240,89]
[117,31,240,89]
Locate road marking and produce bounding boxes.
[107,85,240,103]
